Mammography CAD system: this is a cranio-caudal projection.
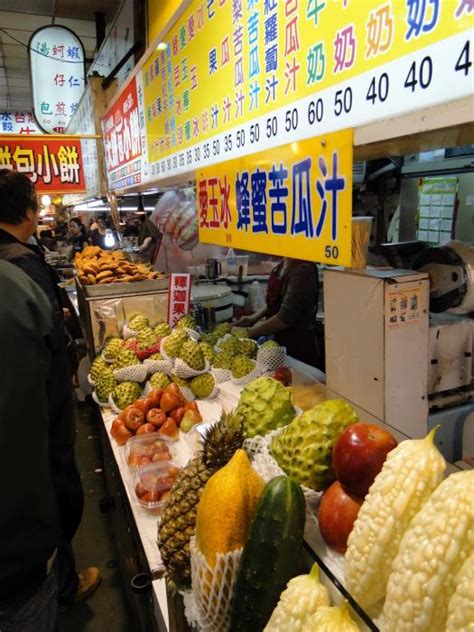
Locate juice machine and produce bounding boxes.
[324,241,473,465]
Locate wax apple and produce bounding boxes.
[332,422,397,497]
[318,481,363,553]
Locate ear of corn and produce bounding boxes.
[303,602,359,632]
[446,551,474,632]
[345,428,445,608]
[263,564,330,632]
[383,469,474,632]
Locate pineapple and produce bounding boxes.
[157,413,243,585]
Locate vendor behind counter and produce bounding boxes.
[236,258,322,368]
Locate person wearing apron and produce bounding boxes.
[236,258,321,368]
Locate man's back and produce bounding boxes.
[0,261,59,602]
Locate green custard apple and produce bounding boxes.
[212,351,233,370]
[234,376,296,438]
[154,322,172,338]
[112,381,142,410]
[175,314,197,331]
[238,338,258,358]
[90,356,108,382]
[112,348,140,370]
[190,373,215,399]
[261,340,279,350]
[137,327,157,351]
[103,337,124,361]
[218,335,240,357]
[171,374,190,388]
[163,330,188,358]
[199,342,215,363]
[128,313,150,331]
[149,372,171,390]
[95,368,118,402]
[179,340,205,371]
[269,400,358,491]
[231,355,256,379]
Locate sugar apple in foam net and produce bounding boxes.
[231,354,256,379]
[112,381,142,410]
[190,373,215,398]
[179,340,205,371]
[234,376,296,438]
[269,400,358,491]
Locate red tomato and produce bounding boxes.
[137,455,152,466]
[123,406,145,431]
[146,408,167,427]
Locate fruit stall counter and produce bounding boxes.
[95,370,364,632]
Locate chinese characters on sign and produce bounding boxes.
[29,26,85,134]
[134,0,473,185]
[198,130,353,266]
[0,112,40,135]
[103,77,145,190]
[0,137,86,193]
[167,273,192,326]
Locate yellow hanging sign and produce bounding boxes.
[137,0,473,184]
[197,129,353,266]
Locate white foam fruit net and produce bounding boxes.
[92,391,109,408]
[143,358,174,376]
[256,346,287,372]
[244,427,323,521]
[87,373,95,386]
[185,327,200,341]
[174,357,210,379]
[211,368,232,384]
[159,337,177,366]
[113,364,149,383]
[230,363,262,386]
[186,537,242,632]
[122,324,139,339]
[178,385,196,401]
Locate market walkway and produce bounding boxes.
[58,401,130,632]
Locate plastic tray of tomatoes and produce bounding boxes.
[126,434,175,469]
[133,462,181,514]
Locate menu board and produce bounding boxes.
[137,0,474,184]
[417,176,458,245]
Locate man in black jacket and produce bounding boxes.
[0,260,59,629]
[0,169,100,603]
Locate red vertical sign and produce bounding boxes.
[167,273,192,326]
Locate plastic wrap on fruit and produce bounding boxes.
[151,190,198,251]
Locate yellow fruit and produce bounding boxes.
[195,449,264,567]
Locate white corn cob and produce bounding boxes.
[264,564,330,632]
[303,602,359,632]
[383,470,474,632]
[446,551,474,632]
[345,428,445,608]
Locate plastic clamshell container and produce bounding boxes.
[133,462,181,514]
[126,433,176,470]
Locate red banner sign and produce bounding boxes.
[0,137,86,193]
[167,273,192,327]
[103,78,142,190]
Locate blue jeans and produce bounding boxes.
[0,572,57,632]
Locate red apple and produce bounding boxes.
[318,481,363,553]
[332,422,397,497]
